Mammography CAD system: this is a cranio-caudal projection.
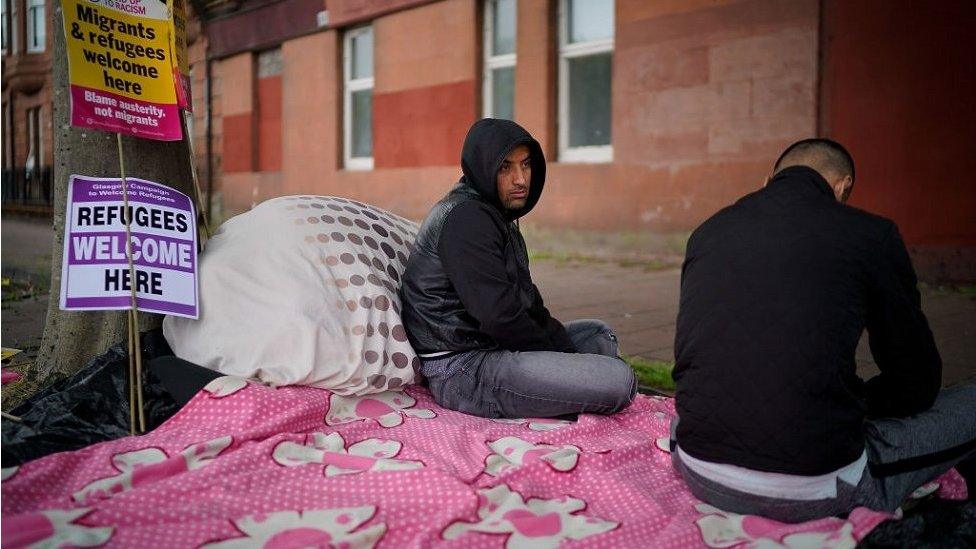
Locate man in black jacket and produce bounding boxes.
[400,119,636,418]
[672,138,975,522]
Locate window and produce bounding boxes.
[3,102,13,173]
[343,26,373,170]
[558,0,613,162]
[483,0,516,120]
[2,0,10,53]
[4,0,17,54]
[26,0,44,52]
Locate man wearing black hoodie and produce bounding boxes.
[671,138,976,522]
[400,119,636,419]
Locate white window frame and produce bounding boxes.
[482,0,516,119]
[558,0,613,163]
[343,25,374,171]
[26,0,44,53]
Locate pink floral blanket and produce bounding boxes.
[2,377,966,548]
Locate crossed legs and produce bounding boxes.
[421,319,637,418]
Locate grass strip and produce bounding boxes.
[624,355,675,394]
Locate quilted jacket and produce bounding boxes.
[673,166,942,475]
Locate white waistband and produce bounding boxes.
[677,446,867,500]
[418,351,453,358]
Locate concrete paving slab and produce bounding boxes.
[2,218,973,387]
[534,259,976,387]
[2,217,55,364]
[1,295,48,352]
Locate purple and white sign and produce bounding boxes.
[60,175,199,318]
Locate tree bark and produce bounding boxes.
[27,2,196,397]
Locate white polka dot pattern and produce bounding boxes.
[163,196,421,395]
[1,384,909,547]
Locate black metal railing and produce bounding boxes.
[2,166,53,207]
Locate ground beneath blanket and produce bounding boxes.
[1,378,966,548]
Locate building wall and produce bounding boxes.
[534,0,819,231]
[197,0,973,278]
[207,0,324,58]
[328,0,435,27]
[822,0,976,279]
[373,0,477,169]
[280,32,338,183]
[272,28,457,218]
[256,73,282,171]
[220,53,256,174]
[513,0,555,158]
[210,0,471,218]
[208,0,818,232]
[187,12,215,218]
[2,0,55,207]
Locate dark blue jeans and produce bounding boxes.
[420,319,637,418]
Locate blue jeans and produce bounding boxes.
[420,319,637,418]
[672,382,976,522]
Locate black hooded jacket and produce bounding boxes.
[399,119,576,355]
[673,166,942,475]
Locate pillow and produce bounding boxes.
[163,195,420,395]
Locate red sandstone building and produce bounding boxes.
[2,0,54,209]
[191,0,974,280]
[2,0,973,280]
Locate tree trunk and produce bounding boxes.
[26,2,196,398]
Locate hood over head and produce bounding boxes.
[459,118,546,220]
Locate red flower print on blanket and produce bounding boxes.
[3,384,965,548]
[694,503,888,548]
[484,437,582,476]
[910,469,968,501]
[201,506,386,548]
[202,376,250,398]
[72,435,232,503]
[1,508,113,548]
[443,484,618,548]
[325,391,435,428]
[272,432,423,476]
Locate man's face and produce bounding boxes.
[496,145,531,210]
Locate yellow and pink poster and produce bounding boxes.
[62,0,181,140]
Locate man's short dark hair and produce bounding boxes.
[773,138,855,182]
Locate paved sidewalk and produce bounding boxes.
[533,260,976,387]
[1,217,54,356]
[3,217,974,387]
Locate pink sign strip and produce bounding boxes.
[70,85,182,141]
